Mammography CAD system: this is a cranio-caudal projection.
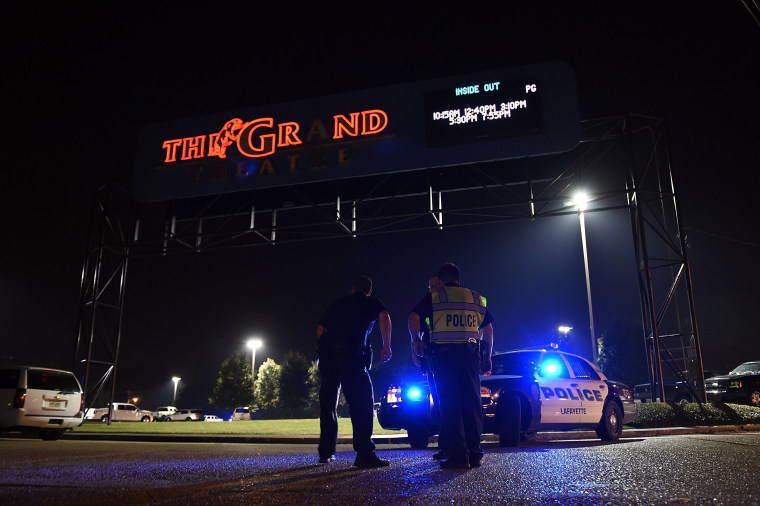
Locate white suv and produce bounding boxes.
[0,366,84,440]
[153,406,178,421]
[166,409,203,421]
[231,407,252,420]
[85,403,153,422]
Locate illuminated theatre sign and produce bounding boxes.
[133,61,580,202]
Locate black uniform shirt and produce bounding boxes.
[318,291,387,348]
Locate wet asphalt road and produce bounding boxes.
[1,433,759,505]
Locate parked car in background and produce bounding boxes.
[166,409,204,421]
[706,361,760,407]
[634,369,718,404]
[85,403,153,422]
[204,414,223,422]
[0,366,84,440]
[378,348,637,448]
[153,406,178,421]
[230,407,252,421]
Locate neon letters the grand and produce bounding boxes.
[161,109,388,163]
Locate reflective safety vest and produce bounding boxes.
[431,285,487,343]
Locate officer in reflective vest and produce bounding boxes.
[409,262,494,469]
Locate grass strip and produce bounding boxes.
[73,418,402,435]
[72,403,760,435]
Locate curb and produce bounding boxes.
[60,425,760,444]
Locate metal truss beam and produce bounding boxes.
[72,114,705,408]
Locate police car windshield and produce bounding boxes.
[491,351,541,376]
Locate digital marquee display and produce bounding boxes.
[424,80,542,147]
[133,62,579,202]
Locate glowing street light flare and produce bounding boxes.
[571,190,597,363]
[247,338,263,379]
[172,377,181,406]
[572,191,589,211]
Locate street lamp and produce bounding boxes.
[572,191,597,363]
[247,338,263,379]
[557,325,572,348]
[172,377,181,406]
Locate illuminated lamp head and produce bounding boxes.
[572,191,589,212]
[540,360,562,378]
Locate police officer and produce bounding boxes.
[316,275,392,468]
[409,263,493,469]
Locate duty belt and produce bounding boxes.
[431,337,479,345]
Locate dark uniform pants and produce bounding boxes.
[430,342,483,463]
[422,354,444,447]
[318,352,376,458]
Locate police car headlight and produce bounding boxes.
[406,387,423,401]
[728,380,743,389]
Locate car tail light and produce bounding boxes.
[13,388,26,408]
[386,386,403,403]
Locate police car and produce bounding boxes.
[377,347,638,448]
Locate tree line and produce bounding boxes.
[208,350,354,418]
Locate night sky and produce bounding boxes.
[2,3,758,411]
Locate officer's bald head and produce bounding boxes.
[352,275,373,296]
[437,263,460,284]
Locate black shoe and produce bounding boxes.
[432,450,446,460]
[318,454,336,463]
[354,452,390,468]
[439,458,470,470]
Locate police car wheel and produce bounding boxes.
[407,431,430,449]
[595,400,623,441]
[498,394,521,447]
